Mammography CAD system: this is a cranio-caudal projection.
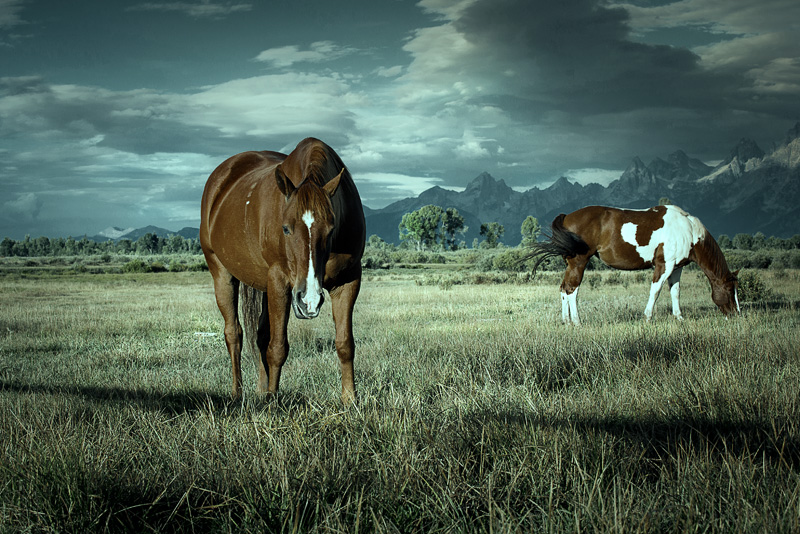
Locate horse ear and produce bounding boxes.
[274,165,295,199]
[732,269,740,278]
[323,168,345,198]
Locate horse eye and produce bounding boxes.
[283,225,290,235]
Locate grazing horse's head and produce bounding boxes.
[711,270,740,316]
[274,164,343,319]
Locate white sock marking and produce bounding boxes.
[567,287,580,325]
[301,211,322,313]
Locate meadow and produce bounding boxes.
[0,259,798,532]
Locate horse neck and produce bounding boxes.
[692,233,731,283]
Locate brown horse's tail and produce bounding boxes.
[239,284,263,365]
[523,213,591,275]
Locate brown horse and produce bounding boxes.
[200,138,365,402]
[528,205,739,325]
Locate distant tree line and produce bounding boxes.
[717,232,800,251]
[397,204,542,251]
[0,233,203,257]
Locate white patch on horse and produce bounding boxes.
[621,205,706,267]
[301,211,322,313]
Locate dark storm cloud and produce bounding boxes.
[453,0,739,115]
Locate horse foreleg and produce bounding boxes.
[561,256,587,326]
[264,280,291,396]
[255,290,270,392]
[330,275,361,405]
[667,266,684,320]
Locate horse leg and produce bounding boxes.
[264,280,291,396]
[644,250,674,321]
[206,255,243,399]
[255,291,270,393]
[561,255,588,326]
[330,275,361,405]
[667,266,684,320]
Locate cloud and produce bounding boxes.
[0,0,27,29]
[2,192,41,222]
[253,41,358,68]
[126,1,252,18]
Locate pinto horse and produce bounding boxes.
[528,205,739,325]
[200,138,365,402]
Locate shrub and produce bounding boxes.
[362,249,393,269]
[123,259,151,273]
[150,261,168,273]
[737,270,772,303]
[188,261,209,272]
[169,260,188,272]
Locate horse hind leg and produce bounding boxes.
[667,266,684,320]
[207,257,244,398]
[331,275,362,406]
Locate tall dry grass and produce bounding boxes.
[1,267,798,532]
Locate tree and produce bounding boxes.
[1,238,14,257]
[479,222,504,249]
[441,208,466,251]
[399,205,444,250]
[520,216,541,247]
[165,234,185,254]
[752,231,766,250]
[717,234,732,249]
[732,233,753,250]
[136,233,160,255]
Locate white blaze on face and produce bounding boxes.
[301,210,322,313]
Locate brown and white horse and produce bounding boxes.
[200,138,365,402]
[528,205,739,325]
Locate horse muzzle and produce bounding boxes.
[291,288,324,319]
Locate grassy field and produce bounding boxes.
[1,262,798,532]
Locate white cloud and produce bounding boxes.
[177,73,357,138]
[3,192,42,222]
[453,130,491,159]
[355,172,450,207]
[375,65,403,78]
[126,1,252,18]
[253,41,357,68]
[0,0,27,29]
[562,168,622,187]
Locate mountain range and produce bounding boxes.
[94,123,800,246]
[93,225,200,242]
[365,122,800,245]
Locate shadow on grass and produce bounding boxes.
[461,408,800,472]
[0,380,313,415]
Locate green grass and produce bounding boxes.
[1,266,799,532]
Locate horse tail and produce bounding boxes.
[239,284,263,365]
[524,213,591,275]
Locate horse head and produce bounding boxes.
[711,269,740,317]
[275,164,343,319]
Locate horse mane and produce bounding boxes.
[304,144,333,185]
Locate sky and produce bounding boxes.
[1,0,798,239]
